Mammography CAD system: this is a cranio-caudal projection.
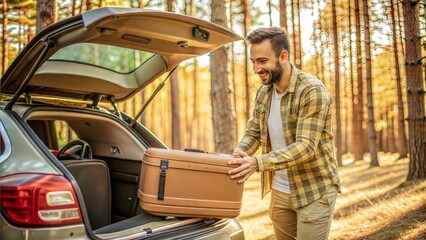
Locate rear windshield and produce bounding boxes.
[49,43,156,73]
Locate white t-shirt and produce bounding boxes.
[268,88,290,193]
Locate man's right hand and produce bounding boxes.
[228,151,258,184]
[232,151,249,158]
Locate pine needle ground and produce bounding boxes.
[236,155,426,240]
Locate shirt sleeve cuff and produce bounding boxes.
[254,156,264,172]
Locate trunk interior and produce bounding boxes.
[23,105,212,239]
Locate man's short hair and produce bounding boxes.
[246,27,291,57]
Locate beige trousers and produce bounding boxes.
[269,186,338,240]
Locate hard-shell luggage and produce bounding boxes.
[138,148,244,218]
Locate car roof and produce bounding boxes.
[1,7,242,103]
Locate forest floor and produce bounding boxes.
[236,153,426,240]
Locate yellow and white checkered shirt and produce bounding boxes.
[235,64,341,208]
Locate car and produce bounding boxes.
[0,7,244,240]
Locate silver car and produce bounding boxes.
[0,7,244,239]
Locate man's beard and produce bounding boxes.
[261,61,283,85]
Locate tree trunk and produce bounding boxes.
[184,0,192,15]
[167,0,181,149]
[2,0,8,75]
[390,0,408,158]
[36,0,57,33]
[210,0,236,153]
[229,0,238,140]
[349,0,357,156]
[331,0,343,166]
[190,59,198,147]
[382,113,388,152]
[403,0,426,180]
[79,0,83,14]
[268,0,273,26]
[312,2,320,77]
[280,0,287,30]
[86,0,92,10]
[295,0,302,70]
[140,89,146,124]
[361,0,379,167]
[353,0,364,161]
[317,0,325,83]
[397,1,405,57]
[184,0,195,146]
[242,0,250,125]
[387,106,397,153]
[71,0,77,15]
[378,128,383,152]
[288,0,302,69]
[18,10,22,52]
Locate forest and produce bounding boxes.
[1,0,425,239]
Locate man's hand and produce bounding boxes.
[228,152,259,184]
[232,151,249,158]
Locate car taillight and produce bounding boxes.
[0,173,82,227]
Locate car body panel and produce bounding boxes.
[1,216,88,240]
[0,109,59,177]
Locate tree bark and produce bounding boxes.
[170,70,181,149]
[210,0,236,153]
[317,0,325,83]
[86,0,92,10]
[312,2,320,77]
[229,0,238,140]
[183,0,196,147]
[2,0,8,75]
[190,59,198,147]
[71,0,76,16]
[167,0,181,149]
[36,0,57,33]
[331,0,343,166]
[397,1,405,57]
[349,0,357,156]
[353,0,364,161]
[242,0,250,125]
[361,0,379,167]
[390,0,408,158]
[280,0,287,30]
[140,89,146,125]
[402,0,426,180]
[290,0,298,67]
[268,0,273,27]
[295,0,302,70]
[387,106,397,153]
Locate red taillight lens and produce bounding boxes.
[1,173,82,227]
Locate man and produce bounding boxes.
[228,27,341,240]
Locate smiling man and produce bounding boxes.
[228,27,341,240]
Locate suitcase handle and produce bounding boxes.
[184,148,207,153]
[158,160,169,200]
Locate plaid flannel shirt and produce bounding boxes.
[235,64,341,208]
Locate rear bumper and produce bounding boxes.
[1,215,89,240]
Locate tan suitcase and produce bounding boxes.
[138,147,244,218]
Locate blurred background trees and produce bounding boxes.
[1,0,425,180]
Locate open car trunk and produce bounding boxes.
[21,105,242,239]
